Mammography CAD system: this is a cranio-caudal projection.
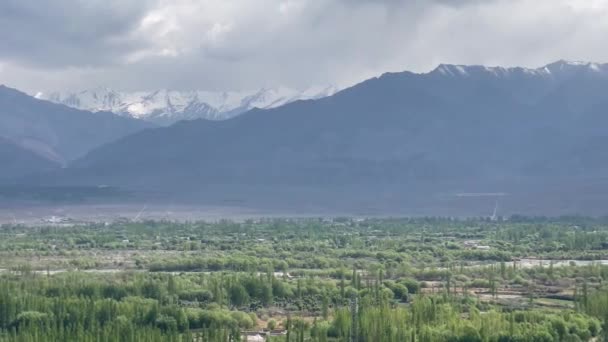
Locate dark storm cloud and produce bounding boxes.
[0,0,157,67]
[1,0,608,93]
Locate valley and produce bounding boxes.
[2,217,608,341]
[3,1,608,340]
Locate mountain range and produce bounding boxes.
[0,85,152,169]
[37,86,338,125]
[4,60,608,215]
[26,60,607,213]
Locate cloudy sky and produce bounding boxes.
[1,0,608,93]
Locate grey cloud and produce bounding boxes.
[1,0,608,93]
[335,0,489,8]
[0,0,157,67]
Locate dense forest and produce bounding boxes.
[2,217,608,341]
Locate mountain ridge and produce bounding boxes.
[60,61,607,181]
[0,85,153,166]
[429,60,608,77]
[37,85,339,125]
[14,60,608,214]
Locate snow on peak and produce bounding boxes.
[430,61,608,79]
[38,86,339,125]
[434,64,470,76]
[544,60,607,74]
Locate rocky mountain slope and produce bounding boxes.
[0,85,153,165]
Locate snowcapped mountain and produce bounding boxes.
[34,60,606,126]
[427,60,608,106]
[430,60,608,78]
[45,60,608,217]
[37,86,339,125]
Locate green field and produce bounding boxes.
[2,217,608,341]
